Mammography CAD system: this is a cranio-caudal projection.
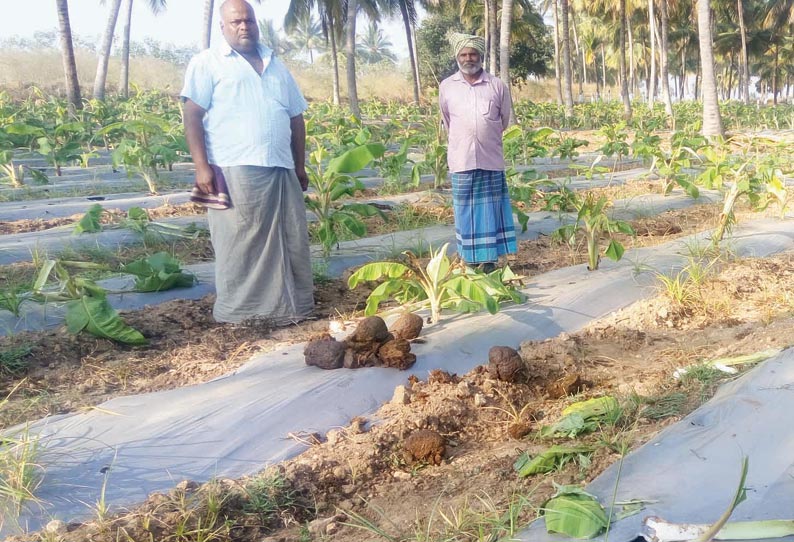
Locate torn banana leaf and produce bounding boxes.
[515,445,593,476]
[543,484,608,539]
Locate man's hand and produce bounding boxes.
[295,165,309,192]
[195,163,216,194]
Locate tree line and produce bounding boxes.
[51,0,794,138]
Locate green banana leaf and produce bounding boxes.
[328,144,386,174]
[543,485,608,539]
[122,252,196,292]
[74,203,105,234]
[515,445,594,476]
[348,261,411,288]
[65,295,147,345]
[444,276,499,314]
[562,396,620,419]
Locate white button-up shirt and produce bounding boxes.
[181,43,308,169]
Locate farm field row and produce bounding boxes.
[4,92,794,541]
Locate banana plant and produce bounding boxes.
[506,167,551,232]
[30,253,196,344]
[553,193,636,271]
[377,137,421,190]
[598,121,630,162]
[32,259,147,345]
[703,150,790,247]
[304,140,387,257]
[0,150,48,187]
[36,121,88,176]
[648,131,705,197]
[551,132,588,161]
[419,118,448,189]
[97,114,184,194]
[348,242,524,324]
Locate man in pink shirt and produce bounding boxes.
[439,33,517,273]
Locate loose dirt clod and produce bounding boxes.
[507,421,532,439]
[304,335,347,370]
[488,346,525,382]
[547,373,585,399]
[390,312,424,340]
[348,316,390,343]
[378,339,417,370]
[402,429,446,465]
[428,369,458,384]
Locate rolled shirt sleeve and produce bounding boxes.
[181,53,214,110]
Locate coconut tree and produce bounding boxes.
[118,0,167,98]
[288,12,324,62]
[393,0,422,101]
[488,0,498,71]
[286,0,345,105]
[357,21,398,63]
[56,0,82,111]
[93,0,124,100]
[576,0,631,117]
[259,18,295,56]
[499,0,516,123]
[697,0,723,136]
[547,0,564,103]
[618,0,632,119]
[658,0,674,117]
[203,0,215,48]
[346,0,360,118]
[560,0,575,117]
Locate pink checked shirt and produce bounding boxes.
[439,70,512,173]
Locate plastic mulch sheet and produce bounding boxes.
[3,217,794,536]
[518,346,794,542]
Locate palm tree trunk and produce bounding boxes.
[56,0,82,111]
[399,0,420,102]
[628,21,635,96]
[489,0,498,73]
[737,0,749,103]
[202,0,214,49]
[552,0,563,104]
[569,5,583,97]
[773,45,779,105]
[619,0,632,119]
[499,0,516,123]
[411,23,421,95]
[648,0,656,104]
[601,43,607,99]
[329,17,341,106]
[93,0,123,100]
[345,0,360,118]
[681,46,687,98]
[659,0,674,117]
[119,0,133,98]
[696,0,723,136]
[560,0,575,117]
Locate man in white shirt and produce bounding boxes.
[181,0,313,324]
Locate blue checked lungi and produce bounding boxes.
[451,169,517,264]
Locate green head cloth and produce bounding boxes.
[449,32,485,58]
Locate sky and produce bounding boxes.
[0,0,412,56]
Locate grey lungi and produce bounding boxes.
[208,166,314,324]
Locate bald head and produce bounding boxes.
[219,0,259,55]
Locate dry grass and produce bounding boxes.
[0,48,417,103]
[0,47,574,104]
[0,49,184,96]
